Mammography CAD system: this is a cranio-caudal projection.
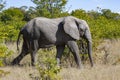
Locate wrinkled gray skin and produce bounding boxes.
[11,16,93,68]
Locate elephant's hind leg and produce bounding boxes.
[30,40,39,66]
[11,49,29,65]
[67,41,82,69]
[11,41,29,65]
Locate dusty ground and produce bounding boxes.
[0,39,120,80]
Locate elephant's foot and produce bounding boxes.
[31,62,37,66]
[77,64,83,69]
[11,59,20,66]
[56,58,61,67]
[76,60,83,69]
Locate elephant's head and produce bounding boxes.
[63,16,93,66]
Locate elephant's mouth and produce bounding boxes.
[79,31,85,38]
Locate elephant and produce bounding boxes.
[11,16,93,68]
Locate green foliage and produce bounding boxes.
[0,7,24,23]
[29,48,61,80]
[88,16,120,39]
[71,9,120,50]
[71,9,90,20]
[0,43,13,66]
[0,0,5,11]
[0,7,26,41]
[37,58,61,80]
[0,22,25,41]
[101,9,120,20]
[31,0,67,18]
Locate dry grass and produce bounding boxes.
[94,39,120,65]
[61,65,120,80]
[0,66,38,80]
[0,64,120,80]
[0,39,120,80]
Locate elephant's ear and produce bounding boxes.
[63,17,80,40]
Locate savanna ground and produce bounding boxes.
[0,39,120,80]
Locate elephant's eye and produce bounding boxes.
[80,28,84,32]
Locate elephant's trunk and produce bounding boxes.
[84,29,93,67]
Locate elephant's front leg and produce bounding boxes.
[56,45,65,67]
[67,41,82,69]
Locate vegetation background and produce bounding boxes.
[0,0,120,80]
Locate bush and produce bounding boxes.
[29,48,61,80]
[36,58,61,80]
[0,43,13,66]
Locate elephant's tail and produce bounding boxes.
[16,30,22,51]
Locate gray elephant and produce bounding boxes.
[12,16,93,68]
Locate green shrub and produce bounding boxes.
[29,48,61,80]
[36,58,61,80]
[0,43,13,66]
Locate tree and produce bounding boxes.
[87,10,101,19]
[0,0,5,11]
[22,6,37,21]
[101,9,113,19]
[101,9,120,20]
[31,0,67,18]
[0,7,26,41]
[0,7,24,23]
[71,9,90,21]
